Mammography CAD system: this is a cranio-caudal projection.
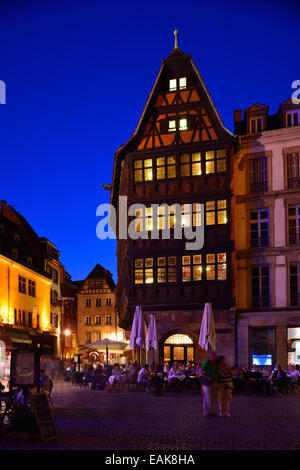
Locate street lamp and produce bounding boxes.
[62,329,71,360]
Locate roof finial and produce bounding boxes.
[174,28,178,49]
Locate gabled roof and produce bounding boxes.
[245,103,269,113]
[110,46,233,208]
[76,263,116,292]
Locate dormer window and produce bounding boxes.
[286,110,300,128]
[27,257,32,266]
[14,234,20,244]
[12,249,18,258]
[169,77,187,92]
[250,117,262,134]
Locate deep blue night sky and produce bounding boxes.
[0,0,299,282]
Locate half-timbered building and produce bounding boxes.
[110,32,236,364]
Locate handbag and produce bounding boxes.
[198,376,213,387]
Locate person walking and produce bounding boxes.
[217,356,234,417]
[200,351,219,417]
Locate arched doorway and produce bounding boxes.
[163,333,194,364]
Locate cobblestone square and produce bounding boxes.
[2,381,300,450]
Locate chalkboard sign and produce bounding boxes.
[31,392,58,442]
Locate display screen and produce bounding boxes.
[252,354,272,366]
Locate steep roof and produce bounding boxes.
[76,263,116,292]
[110,45,233,208]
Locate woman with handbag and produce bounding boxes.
[217,356,234,417]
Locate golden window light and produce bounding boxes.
[165,334,193,345]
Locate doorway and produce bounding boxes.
[163,333,194,364]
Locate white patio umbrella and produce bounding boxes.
[86,338,129,365]
[146,314,158,351]
[130,306,146,364]
[199,303,216,352]
[146,314,158,365]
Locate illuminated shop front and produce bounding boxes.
[163,333,195,364]
[288,327,300,365]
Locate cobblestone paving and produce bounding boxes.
[2,381,300,450]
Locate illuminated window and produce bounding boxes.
[169,77,187,92]
[217,200,227,224]
[206,201,216,225]
[168,120,176,132]
[135,207,153,232]
[169,79,177,91]
[192,153,201,175]
[179,77,187,89]
[157,257,166,283]
[156,156,176,180]
[182,254,202,282]
[206,200,227,225]
[181,203,202,227]
[134,258,153,284]
[206,253,227,280]
[165,334,193,344]
[217,253,227,280]
[168,256,177,282]
[205,151,215,174]
[205,149,227,174]
[217,149,227,172]
[134,159,153,182]
[145,258,154,284]
[179,118,188,131]
[206,254,216,280]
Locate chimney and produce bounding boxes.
[234,109,242,123]
[1,200,7,212]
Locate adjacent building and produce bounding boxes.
[234,99,300,368]
[76,264,123,362]
[110,36,236,364]
[0,200,55,354]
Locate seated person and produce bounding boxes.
[108,363,123,390]
[249,365,263,394]
[167,362,186,391]
[137,364,150,391]
[270,364,287,395]
[287,365,300,387]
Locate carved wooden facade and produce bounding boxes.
[111,46,235,362]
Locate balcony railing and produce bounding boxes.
[250,181,268,193]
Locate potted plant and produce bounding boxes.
[149,374,164,396]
